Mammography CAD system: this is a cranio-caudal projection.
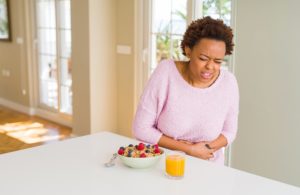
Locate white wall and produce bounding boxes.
[89,0,118,134]
[72,0,91,135]
[72,0,118,135]
[0,0,30,106]
[232,0,300,187]
[116,0,135,137]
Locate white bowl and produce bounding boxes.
[118,152,164,169]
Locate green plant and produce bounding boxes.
[155,11,186,62]
[203,0,231,25]
[0,19,8,34]
[0,0,8,35]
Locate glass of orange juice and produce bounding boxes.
[165,151,185,179]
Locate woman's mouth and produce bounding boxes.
[201,72,213,80]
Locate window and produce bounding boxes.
[150,0,187,73]
[36,0,72,114]
[149,0,233,74]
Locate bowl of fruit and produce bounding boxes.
[117,143,164,169]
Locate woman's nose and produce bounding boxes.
[205,60,214,70]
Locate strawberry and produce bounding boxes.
[140,153,146,158]
[137,143,145,150]
[118,149,124,155]
[154,148,160,154]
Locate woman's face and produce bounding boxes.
[185,38,226,85]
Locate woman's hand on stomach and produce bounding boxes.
[188,142,215,160]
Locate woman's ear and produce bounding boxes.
[185,46,192,58]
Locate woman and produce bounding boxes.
[132,16,239,165]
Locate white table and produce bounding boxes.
[0,132,299,195]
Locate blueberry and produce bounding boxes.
[145,149,150,153]
[128,144,133,147]
[146,144,151,149]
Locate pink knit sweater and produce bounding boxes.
[132,59,239,164]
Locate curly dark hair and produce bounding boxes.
[181,16,234,55]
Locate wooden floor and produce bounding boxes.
[0,105,72,154]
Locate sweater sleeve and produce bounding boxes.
[132,60,170,144]
[221,74,240,145]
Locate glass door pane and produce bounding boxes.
[36,0,72,115]
[39,54,58,108]
[203,0,232,25]
[36,0,58,109]
[59,58,72,114]
[58,0,72,114]
[150,0,187,74]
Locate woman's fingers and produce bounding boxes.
[181,141,215,160]
[205,153,214,160]
[205,149,214,160]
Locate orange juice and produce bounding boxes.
[165,153,185,178]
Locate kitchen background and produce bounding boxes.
[0,0,299,188]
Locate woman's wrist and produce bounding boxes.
[178,141,194,155]
[186,144,194,156]
[158,135,195,155]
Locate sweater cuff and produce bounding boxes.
[149,131,163,144]
[221,131,236,146]
[132,124,164,144]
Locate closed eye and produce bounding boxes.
[199,57,209,61]
[214,60,223,64]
